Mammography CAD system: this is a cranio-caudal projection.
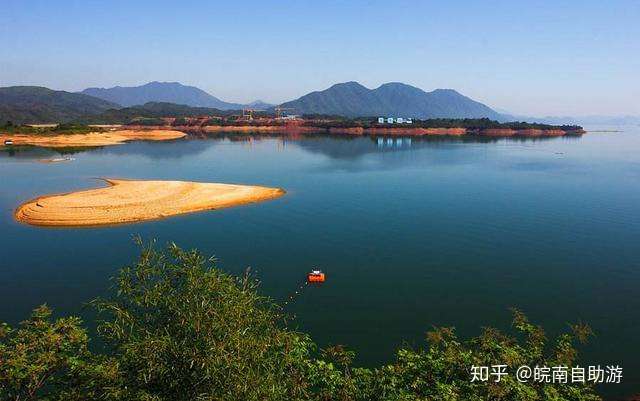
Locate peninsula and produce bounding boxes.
[0,128,186,148]
[123,115,584,138]
[84,103,583,137]
[14,179,285,227]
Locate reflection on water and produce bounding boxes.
[0,128,639,398]
[0,131,580,163]
[377,136,411,148]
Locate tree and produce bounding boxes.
[0,242,603,401]
[91,241,313,401]
[0,305,92,401]
[362,311,600,401]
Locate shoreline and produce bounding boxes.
[0,129,186,148]
[14,179,285,227]
[0,125,585,151]
[131,124,586,137]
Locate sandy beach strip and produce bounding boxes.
[0,129,186,148]
[14,179,285,227]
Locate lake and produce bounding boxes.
[1,127,639,398]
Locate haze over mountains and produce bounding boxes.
[2,81,637,125]
[81,81,250,110]
[80,81,503,121]
[503,114,640,126]
[2,81,507,124]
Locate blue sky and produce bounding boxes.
[1,0,638,116]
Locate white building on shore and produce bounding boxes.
[378,117,413,124]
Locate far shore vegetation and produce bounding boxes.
[2,111,583,136]
[74,102,582,130]
[1,121,105,136]
[297,116,583,131]
[0,241,600,401]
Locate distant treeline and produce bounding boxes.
[74,102,584,131]
[303,117,583,131]
[75,102,238,125]
[168,116,287,128]
[411,118,582,131]
[2,101,583,131]
[1,121,101,135]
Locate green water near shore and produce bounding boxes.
[1,127,639,397]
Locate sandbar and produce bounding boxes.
[0,129,186,148]
[15,179,285,227]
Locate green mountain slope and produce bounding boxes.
[279,81,503,119]
[76,102,234,124]
[0,86,120,124]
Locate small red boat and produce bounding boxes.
[307,269,325,283]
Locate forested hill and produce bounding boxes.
[278,81,503,120]
[0,86,119,125]
[76,102,232,124]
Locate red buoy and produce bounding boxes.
[307,270,325,283]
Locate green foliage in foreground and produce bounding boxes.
[0,243,600,401]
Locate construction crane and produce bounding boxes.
[274,106,295,119]
[241,108,264,121]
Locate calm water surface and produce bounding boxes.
[1,127,639,397]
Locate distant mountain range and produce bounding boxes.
[79,81,502,119]
[504,114,640,126]
[244,100,274,110]
[0,86,119,124]
[81,81,251,110]
[279,81,503,120]
[4,81,637,126]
